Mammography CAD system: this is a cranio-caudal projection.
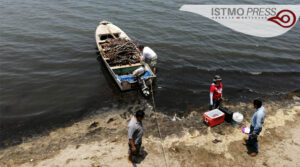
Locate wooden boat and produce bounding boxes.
[95,21,156,91]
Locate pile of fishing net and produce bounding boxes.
[101,38,141,66]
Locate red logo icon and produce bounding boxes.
[268,9,297,28]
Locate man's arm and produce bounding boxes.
[129,139,136,152]
[220,83,223,99]
[140,54,145,61]
[209,92,213,106]
[209,85,214,109]
[128,126,136,151]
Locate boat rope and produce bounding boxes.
[150,82,169,167]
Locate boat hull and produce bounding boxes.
[95,21,156,91]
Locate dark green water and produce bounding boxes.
[0,0,299,141]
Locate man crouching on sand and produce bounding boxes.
[245,99,266,157]
[128,110,145,163]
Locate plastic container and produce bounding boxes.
[203,109,225,127]
[242,126,250,134]
[219,107,233,123]
[232,112,244,123]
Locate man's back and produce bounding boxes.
[143,46,157,59]
[128,117,143,145]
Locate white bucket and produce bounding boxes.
[232,112,244,123]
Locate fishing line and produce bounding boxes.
[150,82,169,167]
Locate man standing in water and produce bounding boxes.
[209,75,223,110]
[245,99,266,157]
[138,45,157,73]
[128,110,145,163]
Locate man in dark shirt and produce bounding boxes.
[128,110,145,163]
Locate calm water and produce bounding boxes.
[0,0,300,141]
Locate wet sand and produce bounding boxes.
[0,96,300,167]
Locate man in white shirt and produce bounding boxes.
[138,45,157,73]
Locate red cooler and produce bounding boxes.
[203,109,225,127]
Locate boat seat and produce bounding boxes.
[111,63,141,70]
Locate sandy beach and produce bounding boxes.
[1,95,300,167]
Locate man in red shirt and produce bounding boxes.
[209,75,223,110]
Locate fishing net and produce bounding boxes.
[101,38,141,66]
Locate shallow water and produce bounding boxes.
[0,0,300,139]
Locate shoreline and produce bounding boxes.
[0,96,300,167]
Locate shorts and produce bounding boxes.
[213,99,222,108]
[128,143,141,155]
[150,58,157,68]
[145,57,157,68]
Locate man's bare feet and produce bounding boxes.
[250,152,257,157]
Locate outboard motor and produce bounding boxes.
[134,66,150,97]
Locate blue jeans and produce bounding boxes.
[248,125,262,153]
